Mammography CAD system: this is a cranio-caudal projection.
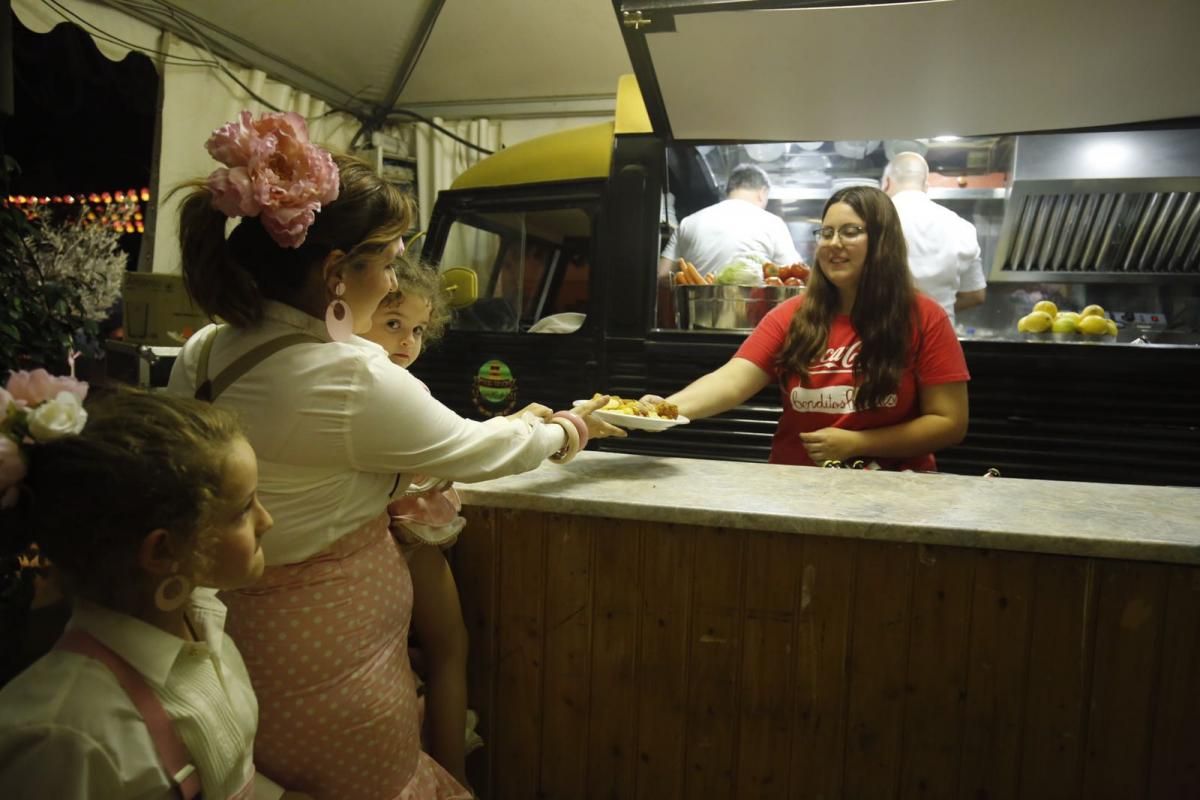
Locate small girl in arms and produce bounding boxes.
[363,258,518,787]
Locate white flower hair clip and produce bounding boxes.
[0,368,90,508]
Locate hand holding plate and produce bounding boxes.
[562,395,627,439]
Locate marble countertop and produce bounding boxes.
[457,451,1200,565]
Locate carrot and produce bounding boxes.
[704,273,715,284]
[684,261,705,286]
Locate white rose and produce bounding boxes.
[27,391,88,440]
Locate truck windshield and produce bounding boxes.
[441,206,594,333]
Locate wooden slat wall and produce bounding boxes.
[684,527,742,797]
[790,537,854,800]
[957,550,1035,799]
[453,508,1200,800]
[491,509,544,798]
[540,514,592,798]
[1149,567,1200,796]
[584,517,639,800]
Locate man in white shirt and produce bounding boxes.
[882,151,987,325]
[659,163,801,281]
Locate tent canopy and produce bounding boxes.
[102,0,634,120]
[29,0,1200,139]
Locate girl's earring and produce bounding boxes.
[325,281,355,342]
[154,564,192,612]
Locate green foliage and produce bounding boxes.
[0,204,101,375]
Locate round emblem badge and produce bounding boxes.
[472,359,517,417]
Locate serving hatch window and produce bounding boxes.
[441,206,593,333]
[658,136,1013,330]
[668,137,1012,248]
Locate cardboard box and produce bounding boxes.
[121,272,209,346]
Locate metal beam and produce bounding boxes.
[376,0,446,118]
[390,94,618,122]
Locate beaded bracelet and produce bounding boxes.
[551,410,589,450]
[548,417,581,464]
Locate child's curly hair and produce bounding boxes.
[382,257,451,345]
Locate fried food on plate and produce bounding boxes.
[591,393,679,420]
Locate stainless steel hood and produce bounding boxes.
[992,130,1200,282]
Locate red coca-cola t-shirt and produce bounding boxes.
[735,293,969,470]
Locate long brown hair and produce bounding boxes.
[178,154,415,327]
[775,186,916,410]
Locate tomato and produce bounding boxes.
[763,276,784,287]
[762,262,780,279]
[781,263,810,282]
[783,277,804,287]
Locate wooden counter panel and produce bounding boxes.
[452,507,1199,800]
[1149,566,1200,797]
[491,509,544,798]
[957,550,1036,799]
[540,513,592,799]
[789,536,854,800]
[684,527,742,798]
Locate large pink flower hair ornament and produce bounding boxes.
[205,111,341,249]
[0,369,90,509]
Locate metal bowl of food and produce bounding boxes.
[674,284,804,331]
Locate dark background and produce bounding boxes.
[4,11,156,200]
[3,10,157,270]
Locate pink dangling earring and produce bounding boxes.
[154,565,192,612]
[325,281,355,341]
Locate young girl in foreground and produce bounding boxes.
[0,386,306,799]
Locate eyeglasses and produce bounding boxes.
[813,224,867,244]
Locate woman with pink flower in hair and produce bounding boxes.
[167,111,622,800]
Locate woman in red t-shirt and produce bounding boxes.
[649,186,970,470]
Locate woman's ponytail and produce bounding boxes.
[179,186,265,328]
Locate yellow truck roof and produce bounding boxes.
[451,75,650,191]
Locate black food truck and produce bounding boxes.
[412,0,1200,487]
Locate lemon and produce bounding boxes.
[1051,316,1078,333]
[1105,319,1119,336]
[1055,311,1081,324]
[1033,300,1058,318]
[1017,311,1053,333]
[1078,315,1110,335]
[1080,304,1106,319]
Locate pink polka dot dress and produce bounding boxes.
[221,514,470,800]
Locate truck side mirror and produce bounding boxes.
[441,267,479,309]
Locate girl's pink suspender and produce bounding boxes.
[55,629,202,800]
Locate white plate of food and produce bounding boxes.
[573,396,689,432]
